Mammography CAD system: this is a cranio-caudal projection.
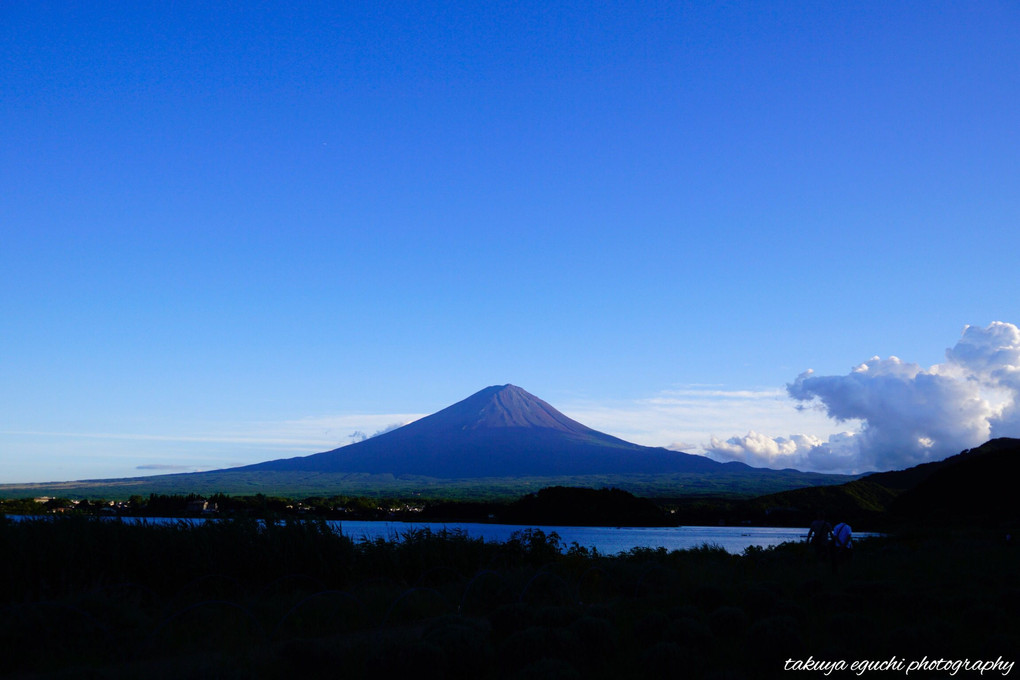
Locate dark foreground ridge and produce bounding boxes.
[745,437,1020,529]
[2,515,1015,679]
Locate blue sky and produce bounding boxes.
[3,2,1019,483]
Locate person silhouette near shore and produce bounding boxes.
[831,521,853,572]
[806,514,832,560]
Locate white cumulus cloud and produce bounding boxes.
[708,430,863,472]
[704,322,1020,473]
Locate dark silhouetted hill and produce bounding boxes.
[499,486,673,527]
[744,437,1020,528]
[891,437,1020,523]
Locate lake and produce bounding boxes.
[9,515,866,554]
[328,520,818,555]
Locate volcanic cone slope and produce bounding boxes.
[240,384,730,478]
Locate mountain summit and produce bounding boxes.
[240,384,730,478]
[410,384,602,434]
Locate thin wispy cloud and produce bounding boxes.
[135,464,196,472]
[1,413,425,452]
[0,413,426,481]
[560,387,845,457]
[1,430,335,447]
[247,414,424,450]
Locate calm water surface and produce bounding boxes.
[12,515,870,555]
[333,521,817,555]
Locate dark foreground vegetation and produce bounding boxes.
[2,515,1017,679]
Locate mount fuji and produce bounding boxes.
[238,384,742,478]
[0,385,856,498]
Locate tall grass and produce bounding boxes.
[2,516,1016,678]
